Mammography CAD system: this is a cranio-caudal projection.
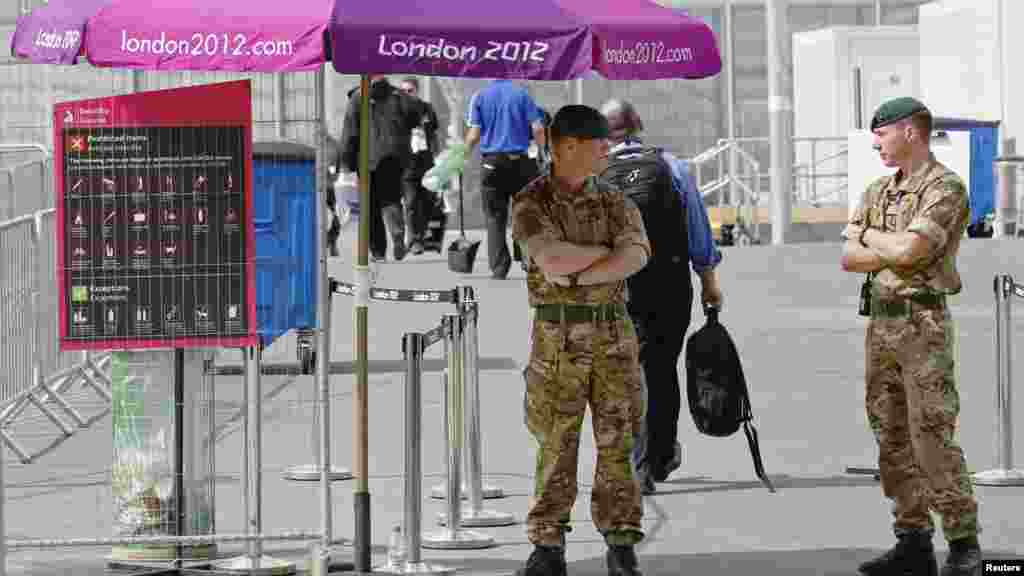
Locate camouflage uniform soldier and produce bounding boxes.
[841,97,982,576]
[511,105,651,576]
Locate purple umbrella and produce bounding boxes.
[329,2,721,572]
[11,0,333,71]
[10,0,109,65]
[331,0,722,79]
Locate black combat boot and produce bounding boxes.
[940,536,981,576]
[606,545,642,576]
[858,530,938,576]
[515,545,566,576]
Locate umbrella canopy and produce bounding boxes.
[330,0,721,80]
[10,0,109,64]
[11,0,333,71]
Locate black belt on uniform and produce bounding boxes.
[872,293,947,318]
[533,303,625,324]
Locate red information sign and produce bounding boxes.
[55,80,257,351]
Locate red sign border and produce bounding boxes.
[54,80,257,351]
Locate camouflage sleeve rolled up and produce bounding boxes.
[906,175,969,253]
[607,192,651,258]
[842,178,883,240]
[511,193,561,257]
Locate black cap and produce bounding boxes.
[550,105,610,141]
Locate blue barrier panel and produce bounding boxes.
[934,118,1000,226]
[252,141,317,347]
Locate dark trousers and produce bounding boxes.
[369,157,405,259]
[628,294,692,476]
[480,153,538,278]
[402,176,431,245]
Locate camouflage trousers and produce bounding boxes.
[865,305,979,542]
[522,315,645,547]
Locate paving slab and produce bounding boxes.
[4,232,1024,574]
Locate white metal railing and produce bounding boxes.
[689,139,763,245]
[699,136,849,206]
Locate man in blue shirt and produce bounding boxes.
[600,99,724,494]
[465,80,547,279]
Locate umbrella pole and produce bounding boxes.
[353,74,372,573]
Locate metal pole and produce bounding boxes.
[725,0,737,209]
[405,333,424,565]
[353,74,373,573]
[248,347,264,560]
[767,0,794,245]
[388,333,453,575]
[1000,276,1013,470]
[174,349,185,570]
[277,74,288,139]
[316,284,335,572]
[8,533,345,550]
[445,316,462,535]
[423,315,494,550]
[206,353,216,537]
[573,78,583,106]
[243,349,252,555]
[973,275,1024,486]
[1,368,6,576]
[432,293,502,503]
[214,347,296,574]
[874,0,882,26]
[439,291,515,528]
[852,68,864,130]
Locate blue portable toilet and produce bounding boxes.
[252,141,318,348]
[931,118,1000,229]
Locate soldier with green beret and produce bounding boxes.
[511,104,651,576]
[841,96,983,576]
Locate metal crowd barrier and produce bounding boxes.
[848,274,1024,486]
[973,274,1024,486]
[0,343,348,576]
[390,310,504,574]
[1,209,112,466]
[0,143,52,222]
[208,278,511,508]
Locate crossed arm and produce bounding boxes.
[528,238,648,286]
[840,226,932,274]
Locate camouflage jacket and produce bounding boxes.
[510,173,650,307]
[843,155,970,299]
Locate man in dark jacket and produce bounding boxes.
[341,75,422,261]
[399,77,440,255]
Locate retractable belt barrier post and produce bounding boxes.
[431,288,505,502]
[376,328,453,575]
[213,346,296,576]
[438,288,515,528]
[283,281,353,484]
[422,314,495,551]
[973,274,1024,487]
[333,279,508,505]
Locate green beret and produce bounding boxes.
[870,97,929,131]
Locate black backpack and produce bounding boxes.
[600,146,690,300]
[685,305,775,493]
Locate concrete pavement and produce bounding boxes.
[3,230,1024,574]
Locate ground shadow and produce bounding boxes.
[651,474,880,496]
[562,548,1024,576]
